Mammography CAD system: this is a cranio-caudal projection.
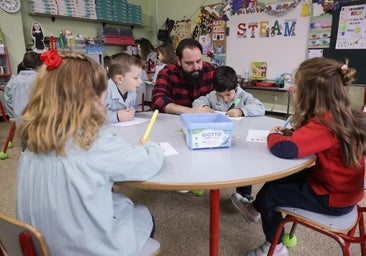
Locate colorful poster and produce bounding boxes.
[336,4,366,49]
[308,15,332,49]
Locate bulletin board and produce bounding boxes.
[225,2,311,79]
[322,0,366,85]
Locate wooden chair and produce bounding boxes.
[0,211,159,256]
[0,98,16,160]
[0,213,50,256]
[268,205,366,256]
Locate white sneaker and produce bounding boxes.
[246,241,289,256]
[177,190,189,193]
[231,193,260,223]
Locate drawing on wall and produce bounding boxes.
[250,61,267,80]
[198,3,227,67]
[170,20,196,49]
[336,4,366,49]
[308,15,332,48]
[199,34,213,54]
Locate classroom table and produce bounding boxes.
[109,113,315,256]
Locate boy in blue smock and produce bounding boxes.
[193,66,265,219]
[193,66,265,117]
[105,52,143,123]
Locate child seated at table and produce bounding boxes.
[193,66,265,117]
[193,65,265,215]
[105,52,143,123]
[16,50,165,256]
[241,57,366,256]
[152,43,176,84]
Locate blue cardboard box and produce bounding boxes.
[180,113,234,149]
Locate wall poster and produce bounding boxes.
[336,3,366,49]
[198,3,227,67]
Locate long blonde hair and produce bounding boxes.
[20,53,108,155]
[292,57,366,167]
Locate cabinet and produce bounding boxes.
[0,45,12,86]
[242,85,293,116]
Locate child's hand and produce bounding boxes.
[191,106,215,113]
[117,109,134,122]
[269,126,293,136]
[140,138,149,145]
[226,109,243,117]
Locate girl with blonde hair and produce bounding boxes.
[16,50,164,256]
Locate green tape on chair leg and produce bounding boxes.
[0,152,9,160]
[192,190,204,196]
[282,233,297,248]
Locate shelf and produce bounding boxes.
[29,12,143,28]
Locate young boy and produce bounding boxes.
[192,65,265,117]
[193,66,265,218]
[105,53,143,123]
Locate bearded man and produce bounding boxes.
[152,38,215,114]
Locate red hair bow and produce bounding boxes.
[40,49,62,70]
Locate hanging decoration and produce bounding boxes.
[317,0,342,14]
[197,3,227,67]
[301,0,312,17]
[221,0,305,19]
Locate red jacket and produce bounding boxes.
[267,117,364,207]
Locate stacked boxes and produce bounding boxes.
[97,26,134,45]
[77,0,97,19]
[29,0,58,15]
[96,0,141,25]
[113,0,128,23]
[95,0,114,21]
[127,3,142,25]
[29,0,97,19]
[57,0,78,17]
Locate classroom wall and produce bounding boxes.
[0,9,26,75]
[226,3,310,80]
[1,0,154,73]
[1,0,364,110]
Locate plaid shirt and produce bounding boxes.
[151,62,215,112]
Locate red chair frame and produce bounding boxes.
[268,205,366,256]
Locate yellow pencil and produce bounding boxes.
[142,109,159,141]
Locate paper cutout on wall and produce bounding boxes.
[236,18,297,38]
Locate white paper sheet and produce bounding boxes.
[159,142,178,156]
[216,111,245,120]
[112,117,149,127]
[246,130,269,143]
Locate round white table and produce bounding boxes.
[109,113,315,256]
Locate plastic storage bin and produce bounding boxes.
[180,113,234,150]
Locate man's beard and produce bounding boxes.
[182,68,204,86]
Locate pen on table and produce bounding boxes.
[283,115,292,128]
[142,109,159,141]
[226,99,240,113]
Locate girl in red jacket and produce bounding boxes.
[243,57,366,256]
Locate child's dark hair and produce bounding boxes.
[175,38,202,59]
[22,51,43,70]
[213,66,238,92]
